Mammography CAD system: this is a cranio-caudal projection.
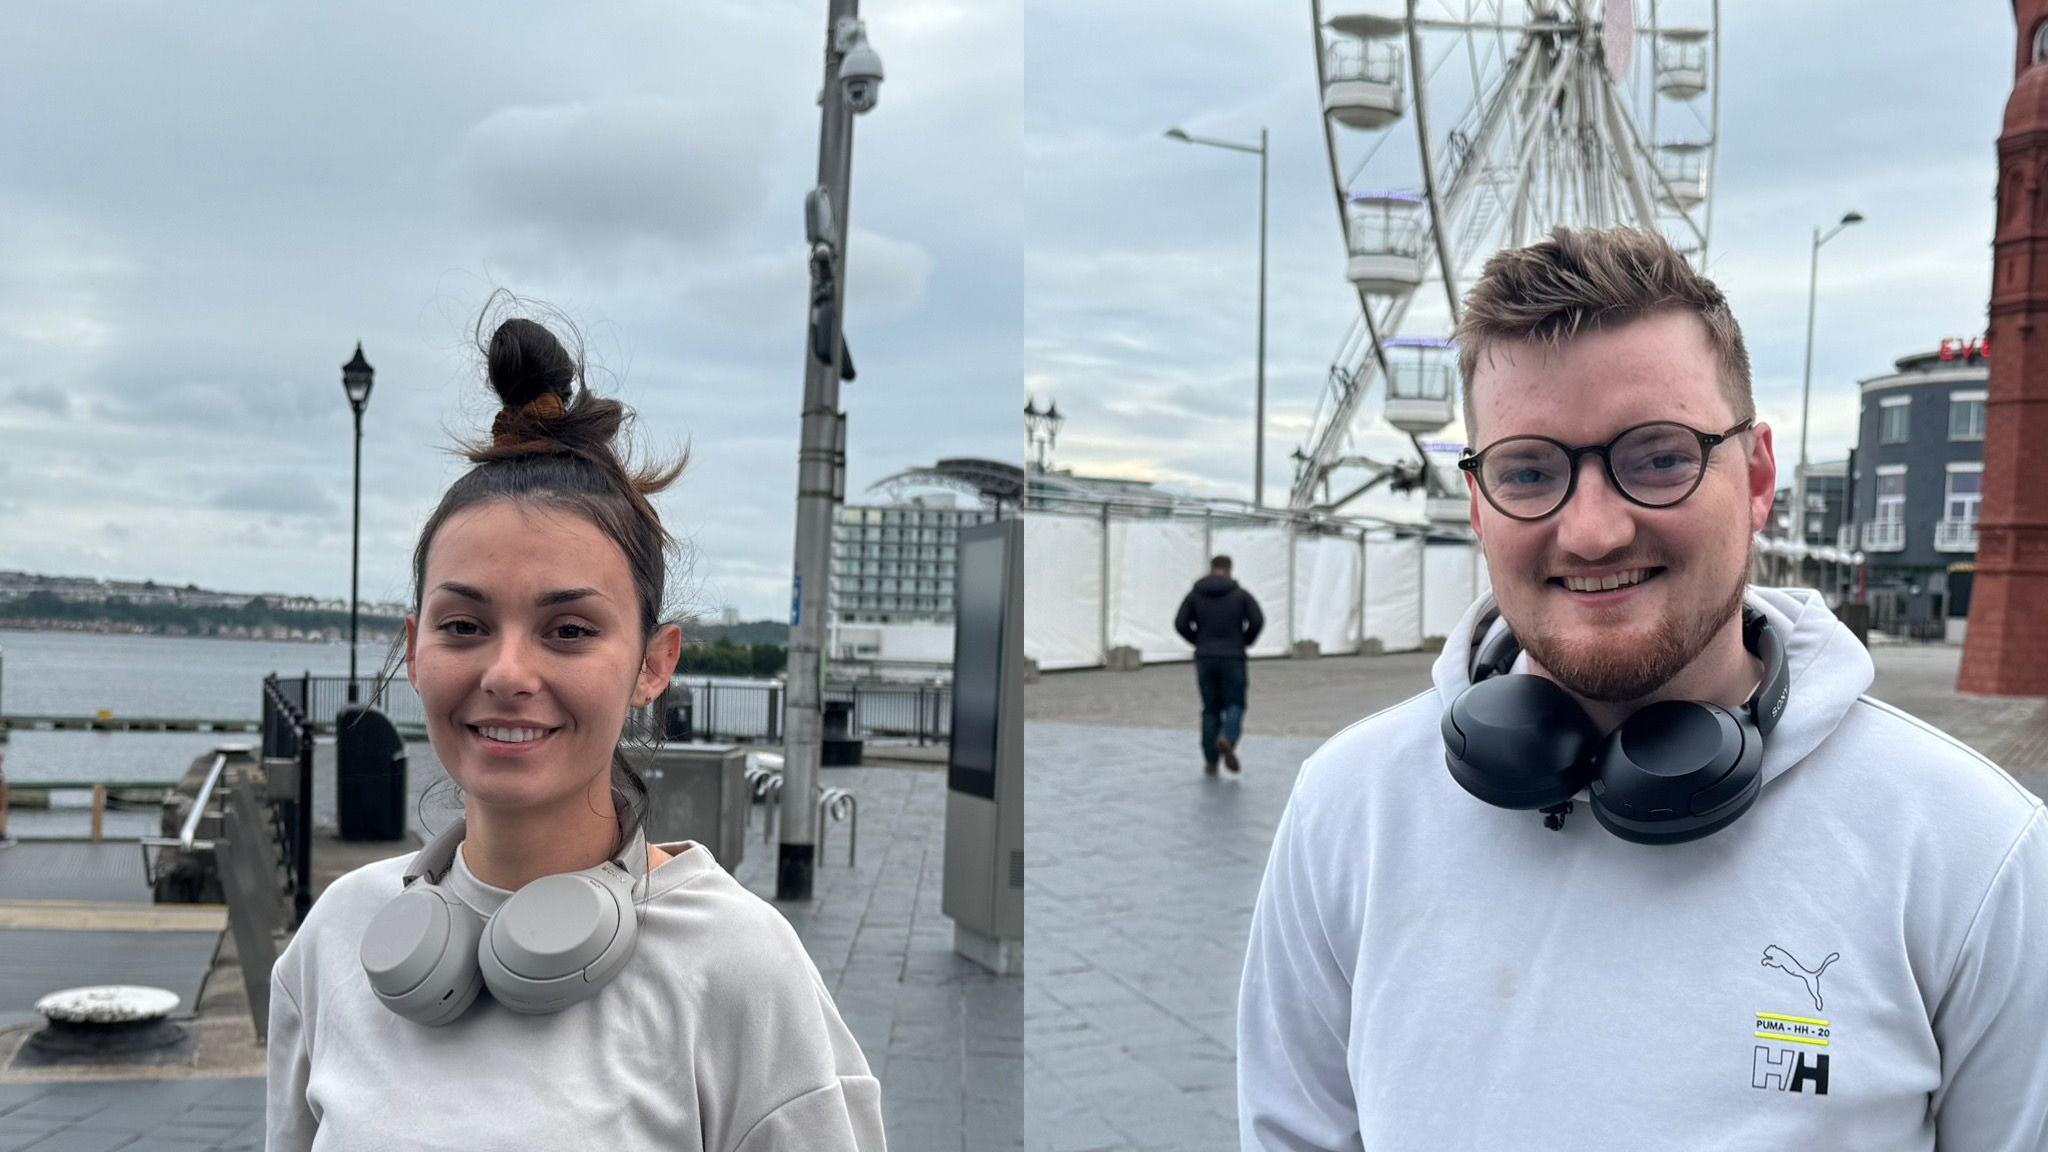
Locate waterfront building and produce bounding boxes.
[1842,344,1988,639]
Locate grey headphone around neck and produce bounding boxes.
[358,817,648,1025]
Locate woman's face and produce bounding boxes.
[405,501,674,817]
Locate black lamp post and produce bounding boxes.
[341,344,374,704]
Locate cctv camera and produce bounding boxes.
[840,42,883,114]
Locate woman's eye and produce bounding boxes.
[436,620,482,637]
[555,624,598,641]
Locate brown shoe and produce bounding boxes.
[1216,735,1241,774]
[1204,761,1219,776]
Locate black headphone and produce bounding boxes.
[1440,603,1790,845]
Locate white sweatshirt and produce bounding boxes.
[267,838,885,1152]
[1239,587,2048,1151]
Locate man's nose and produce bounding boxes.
[1551,455,1637,560]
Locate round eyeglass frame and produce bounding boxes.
[1457,418,1755,522]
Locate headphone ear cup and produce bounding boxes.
[1442,675,1602,811]
[1588,701,1765,845]
[360,884,486,1026]
[477,866,640,1015]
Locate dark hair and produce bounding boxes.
[1211,555,1233,572]
[378,294,688,855]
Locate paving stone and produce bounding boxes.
[1024,641,2046,1151]
[734,762,1022,1151]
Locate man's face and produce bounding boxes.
[1465,310,1775,702]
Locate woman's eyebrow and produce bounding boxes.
[432,582,606,607]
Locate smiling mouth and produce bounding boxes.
[1548,567,1665,595]
[467,725,561,747]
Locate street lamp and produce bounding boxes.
[1024,395,1064,473]
[341,343,374,704]
[1793,211,1864,581]
[1166,125,1269,507]
[782,8,883,902]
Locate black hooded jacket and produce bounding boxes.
[1175,574,1265,659]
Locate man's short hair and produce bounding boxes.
[1211,555,1232,572]
[1453,226,1753,440]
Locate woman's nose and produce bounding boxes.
[478,633,542,697]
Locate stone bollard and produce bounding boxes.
[1290,640,1322,660]
[1106,646,1144,671]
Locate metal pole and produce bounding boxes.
[782,0,862,900]
[349,406,363,704]
[1794,227,1820,585]
[1256,128,1269,509]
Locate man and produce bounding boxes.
[1238,228,2048,1149]
[1175,555,1264,775]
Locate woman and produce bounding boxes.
[266,310,885,1151]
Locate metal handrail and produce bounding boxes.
[137,751,230,854]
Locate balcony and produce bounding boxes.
[1933,519,1978,553]
[1837,525,1856,550]
[1861,521,1904,552]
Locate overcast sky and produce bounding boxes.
[0,1,1018,620]
[1025,0,2013,521]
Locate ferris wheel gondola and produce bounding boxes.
[1293,0,1722,518]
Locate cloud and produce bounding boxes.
[212,472,342,520]
[4,383,71,418]
[452,97,780,271]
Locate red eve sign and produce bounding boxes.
[1939,336,1991,361]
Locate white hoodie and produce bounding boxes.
[1238,587,2048,1151]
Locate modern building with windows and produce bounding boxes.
[831,498,998,626]
[1843,345,1988,637]
[1761,459,1856,597]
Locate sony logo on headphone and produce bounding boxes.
[1769,694,1785,720]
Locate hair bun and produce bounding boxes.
[486,318,578,408]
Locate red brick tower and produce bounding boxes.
[1959,1,2048,695]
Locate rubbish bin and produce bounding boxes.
[822,699,863,767]
[822,699,852,738]
[665,695,695,741]
[641,743,748,870]
[336,706,407,841]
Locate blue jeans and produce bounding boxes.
[1196,656,1248,765]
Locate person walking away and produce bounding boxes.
[1175,556,1264,776]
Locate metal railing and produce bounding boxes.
[260,674,317,924]
[645,679,951,745]
[1934,519,1978,552]
[1862,520,1905,552]
[274,672,952,748]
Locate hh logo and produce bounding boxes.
[1752,1047,1830,1095]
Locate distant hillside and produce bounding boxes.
[687,620,788,647]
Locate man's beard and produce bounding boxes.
[1516,558,1749,704]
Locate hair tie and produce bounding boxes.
[490,392,567,449]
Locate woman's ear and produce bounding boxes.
[635,623,684,707]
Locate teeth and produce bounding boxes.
[478,726,546,743]
[1563,568,1646,593]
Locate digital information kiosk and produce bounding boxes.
[942,519,1023,974]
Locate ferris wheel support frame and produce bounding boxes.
[1296,2,1719,515]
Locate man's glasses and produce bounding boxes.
[1457,418,1754,522]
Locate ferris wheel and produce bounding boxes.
[1291,0,1721,515]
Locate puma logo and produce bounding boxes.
[1762,945,1839,1012]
